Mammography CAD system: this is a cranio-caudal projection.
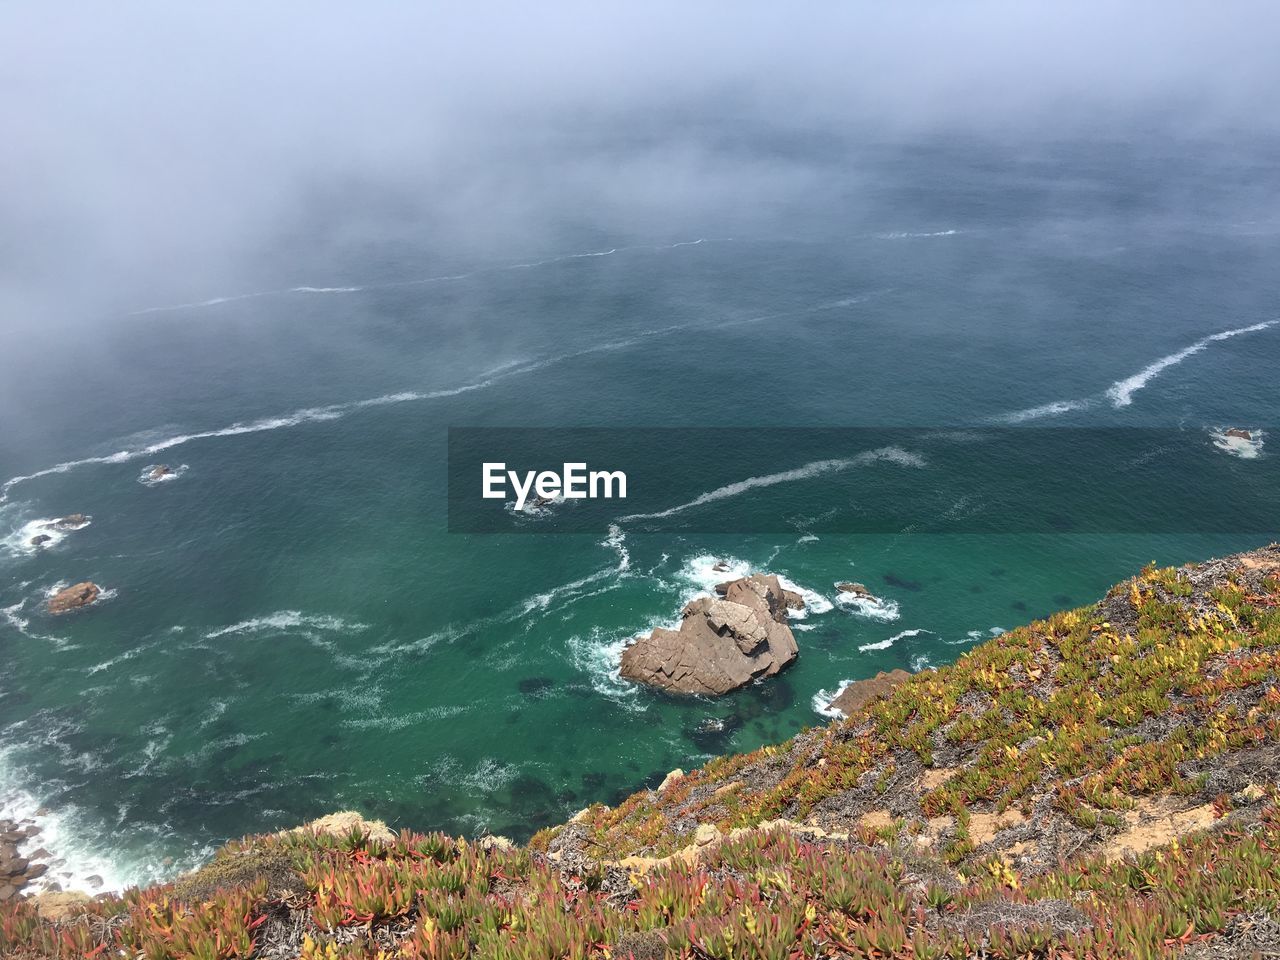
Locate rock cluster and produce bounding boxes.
[619,573,800,696]
[47,582,100,615]
[0,818,49,903]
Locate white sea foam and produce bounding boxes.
[204,611,369,640]
[516,568,617,618]
[565,627,646,708]
[995,320,1279,422]
[603,524,631,573]
[0,597,74,649]
[341,705,471,731]
[811,683,851,718]
[462,758,520,793]
[996,399,1093,424]
[1,515,92,557]
[948,626,1007,645]
[0,328,702,505]
[677,553,751,599]
[616,447,925,524]
[834,590,901,622]
[859,627,931,652]
[1210,428,1264,459]
[86,643,151,675]
[875,229,961,239]
[290,285,363,293]
[1106,321,1279,408]
[910,653,935,672]
[797,534,819,544]
[0,742,209,894]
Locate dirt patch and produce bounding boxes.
[921,768,957,790]
[969,809,1030,846]
[1236,553,1280,573]
[859,810,895,831]
[1104,799,1218,861]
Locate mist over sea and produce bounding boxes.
[3,3,1280,893]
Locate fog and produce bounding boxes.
[2,2,1278,354]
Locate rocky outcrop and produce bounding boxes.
[828,669,912,716]
[1225,428,1253,441]
[715,577,805,610]
[32,890,93,920]
[284,811,396,846]
[148,465,173,481]
[29,534,52,548]
[620,574,800,696]
[47,582,100,615]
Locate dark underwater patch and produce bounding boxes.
[883,572,922,591]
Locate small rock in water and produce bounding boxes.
[836,582,877,600]
[711,561,731,573]
[46,514,89,531]
[29,534,52,548]
[47,582,101,615]
[1225,428,1253,441]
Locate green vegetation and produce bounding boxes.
[4,548,1280,958]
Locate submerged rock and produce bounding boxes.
[620,573,800,696]
[827,669,912,717]
[47,582,100,615]
[148,464,173,481]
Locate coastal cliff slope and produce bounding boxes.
[5,546,1280,958]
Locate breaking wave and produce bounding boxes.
[995,319,1278,421]
[1105,320,1279,408]
[858,627,931,653]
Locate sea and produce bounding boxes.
[1,135,1278,891]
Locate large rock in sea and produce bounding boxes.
[620,573,800,696]
[47,582,100,615]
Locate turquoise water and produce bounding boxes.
[1,138,1278,890]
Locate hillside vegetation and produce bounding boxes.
[5,546,1280,959]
